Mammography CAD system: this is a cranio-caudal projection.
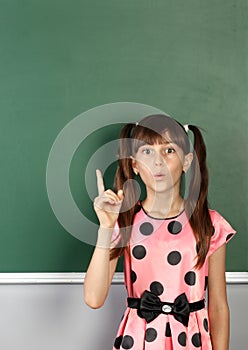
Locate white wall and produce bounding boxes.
[0,279,247,350]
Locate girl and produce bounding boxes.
[84,114,236,350]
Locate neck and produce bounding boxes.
[141,188,184,219]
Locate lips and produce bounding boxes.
[153,173,165,178]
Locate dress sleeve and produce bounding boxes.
[208,210,237,256]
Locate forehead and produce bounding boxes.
[132,130,175,149]
[134,130,171,143]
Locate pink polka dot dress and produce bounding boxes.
[112,206,236,350]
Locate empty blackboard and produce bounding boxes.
[0,0,247,272]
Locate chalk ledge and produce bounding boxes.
[0,272,247,285]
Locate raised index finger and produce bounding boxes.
[96,169,105,196]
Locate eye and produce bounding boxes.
[164,147,175,154]
[142,147,154,155]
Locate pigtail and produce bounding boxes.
[110,123,140,260]
[185,125,213,268]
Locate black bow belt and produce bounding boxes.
[127,290,205,326]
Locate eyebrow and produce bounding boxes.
[139,142,173,146]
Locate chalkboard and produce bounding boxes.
[0,0,247,272]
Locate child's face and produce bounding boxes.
[132,140,192,194]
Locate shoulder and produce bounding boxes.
[208,208,227,223]
[209,209,236,230]
[207,208,237,256]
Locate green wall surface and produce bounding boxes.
[0,0,247,272]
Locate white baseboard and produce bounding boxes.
[0,272,247,284]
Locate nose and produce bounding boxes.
[154,152,163,166]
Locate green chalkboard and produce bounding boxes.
[0,0,247,272]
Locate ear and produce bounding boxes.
[183,152,193,173]
[130,156,139,175]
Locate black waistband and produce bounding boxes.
[127,290,205,326]
[128,297,205,312]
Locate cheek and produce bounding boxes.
[166,158,184,176]
[137,163,153,176]
[136,161,156,181]
[172,167,184,180]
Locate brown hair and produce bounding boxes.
[110,114,212,268]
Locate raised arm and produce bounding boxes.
[84,169,123,309]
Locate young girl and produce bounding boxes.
[84,114,236,350]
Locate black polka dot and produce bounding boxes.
[122,335,134,349]
[139,222,154,236]
[178,332,187,346]
[150,281,164,296]
[184,271,196,286]
[131,270,137,283]
[114,335,123,349]
[226,233,234,241]
[203,318,209,332]
[212,226,215,236]
[204,276,208,291]
[192,333,202,347]
[165,322,172,337]
[196,243,200,254]
[167,251,182,265]
[132,245,146,259]
[145,328,157,342]
[168,221,182,234]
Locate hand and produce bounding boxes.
[93,169,124,229]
